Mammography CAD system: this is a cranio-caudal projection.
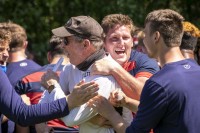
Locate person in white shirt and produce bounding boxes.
[39,15,132,133]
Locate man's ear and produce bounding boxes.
[23,41,28,48]
[83,39,90,48]
[153,31,160,43]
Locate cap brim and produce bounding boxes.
[52,26,73,37]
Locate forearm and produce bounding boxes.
[108,111,128,133]
[2,96,69,126]
[124,98,139,113]
[15,125,30,133]
[111,66,144,100]
[0,71,69,126]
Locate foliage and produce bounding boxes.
[0,0,199,65]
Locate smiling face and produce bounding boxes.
[104,25,133,65]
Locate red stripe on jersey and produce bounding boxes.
[22,71,61,84]
[22,72,45,83]
[135,72,153,78]
[26,92,43,104]
[48,119,79,129]
[122,61,136,71]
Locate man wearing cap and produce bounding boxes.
[39,16,133,133]
[0,28,99,133]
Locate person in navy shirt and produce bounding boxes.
[89,9,200,133]
[1,22,42,133]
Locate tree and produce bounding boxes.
[0,0,199,65]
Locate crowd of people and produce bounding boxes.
[0,8,200,133]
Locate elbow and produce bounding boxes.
[17,119,31,126]
[61,117,80,126]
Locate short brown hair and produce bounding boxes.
[145,9,184,47]
[1,22,27,52]
[0,29,11,48]
[101,14,136,37]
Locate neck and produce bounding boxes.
[157,47,185,68]
[181,49,195,60]
[8,51,27,63]
[77,49,106,71]
[50,56,69,65]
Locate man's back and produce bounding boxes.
[133,59,200,133]
[6,59,41,87]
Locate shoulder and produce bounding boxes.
[60,64,79,79]
[129,50,160,74]
[130,50,157,65]
[63,63,74,71]
[25,59,41,67]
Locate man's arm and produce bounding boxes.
[39,81,97,126]
[89,80,168,133]
[91,57,148,100]
[109,89,139,113]
[88,95,128,133]
[16,94,31,133]
[110,65,147,100]
[42,73,117,126]
[0,70,98,126]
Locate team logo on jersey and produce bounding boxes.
[82,71,90,78]
[20,62,28,67]
[183,64,191,69]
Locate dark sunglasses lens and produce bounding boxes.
[63,38,68,45]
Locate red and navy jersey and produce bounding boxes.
[15,64,78,131]
[123,50,160,78]
[15,64,61,104]
[6,59,41,87]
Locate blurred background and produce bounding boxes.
[0,0,199,65]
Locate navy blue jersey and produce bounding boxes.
[126,59,200,133]
[126,50,159,77]
[6,59,41,87]
[4,59,41,133]
[122,50,160,100]
[0,69,69,133]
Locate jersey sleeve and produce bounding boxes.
[0,70,69,126]
[131,51,160,78]
[14,79,26,95]
[126,79,168,132]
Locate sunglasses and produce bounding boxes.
[63,37,69,46]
